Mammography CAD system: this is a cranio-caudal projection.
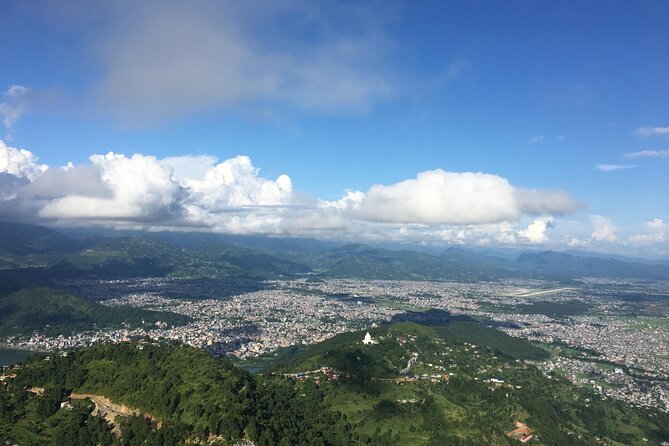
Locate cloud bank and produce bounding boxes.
[0,140,583,244]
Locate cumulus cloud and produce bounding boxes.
[39,152,182,221]
[629,218,666,245]
[561,215,619,249]
[624,149,669,159]
[528,135,545,144]
[182,155,293,210]
[433,222,519,246]
[0,144,306,234]
[331,169,578,225]
[0,140,48,181]
[320,190,365,210]
[595,164,636,172]
[519,216,553,244]
[30,152,298,228]
[635,126,669,137]
[0,143,585,244]
[590,215,618,243]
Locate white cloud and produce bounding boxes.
[624,149,669,159]
[30,152,297,226]
[183,155,293,209]
[647,218,666,231]
[431,219,551,246]
[0,143,587,244]
[629,218,666,245]
[333,169,577,225]
[40,152,181,220]
[320,190,365,210]
[529,135,545,144]
[595,164,636,172]
[635,126,669,137]
[519,216,553,244]
[590,215,618,243]
[0,143,304,232]
[0,85,29,139]
[0,140,48,181]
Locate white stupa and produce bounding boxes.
[362,332,377,345]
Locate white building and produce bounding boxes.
[362,332,377,345]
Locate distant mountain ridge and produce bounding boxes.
[513,250,669,280]
[0,221,668,281]
[0,221,81,255]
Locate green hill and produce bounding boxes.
[265,322,665,445]
[48,236,239,279]
[0,222,312,280]
[269,321,548,377]
[0,221,80,256]
[0,221,82,269]
[2,325,668,445]
[47,236,310,280]
[203,241,312,277]
[2,342,357,446]
[0,288,189,337]
[434,321,550,360]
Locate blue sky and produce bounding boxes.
[0,1,668,255]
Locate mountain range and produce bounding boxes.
[1,221,668,282]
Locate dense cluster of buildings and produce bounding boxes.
[2,276,668,412]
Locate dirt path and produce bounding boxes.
[69,393,159,435]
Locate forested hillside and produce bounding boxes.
[2,324,668,445]
[0,288,189,337]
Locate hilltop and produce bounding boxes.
[266,322,667,445]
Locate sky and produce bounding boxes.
[0,0,668,256]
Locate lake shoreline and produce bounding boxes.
[0,346,47,366]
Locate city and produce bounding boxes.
[3,277,668,413]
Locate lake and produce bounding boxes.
[0,347,35,366]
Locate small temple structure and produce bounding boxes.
[362,332,377,345]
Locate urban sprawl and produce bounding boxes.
[2,277,668,413]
